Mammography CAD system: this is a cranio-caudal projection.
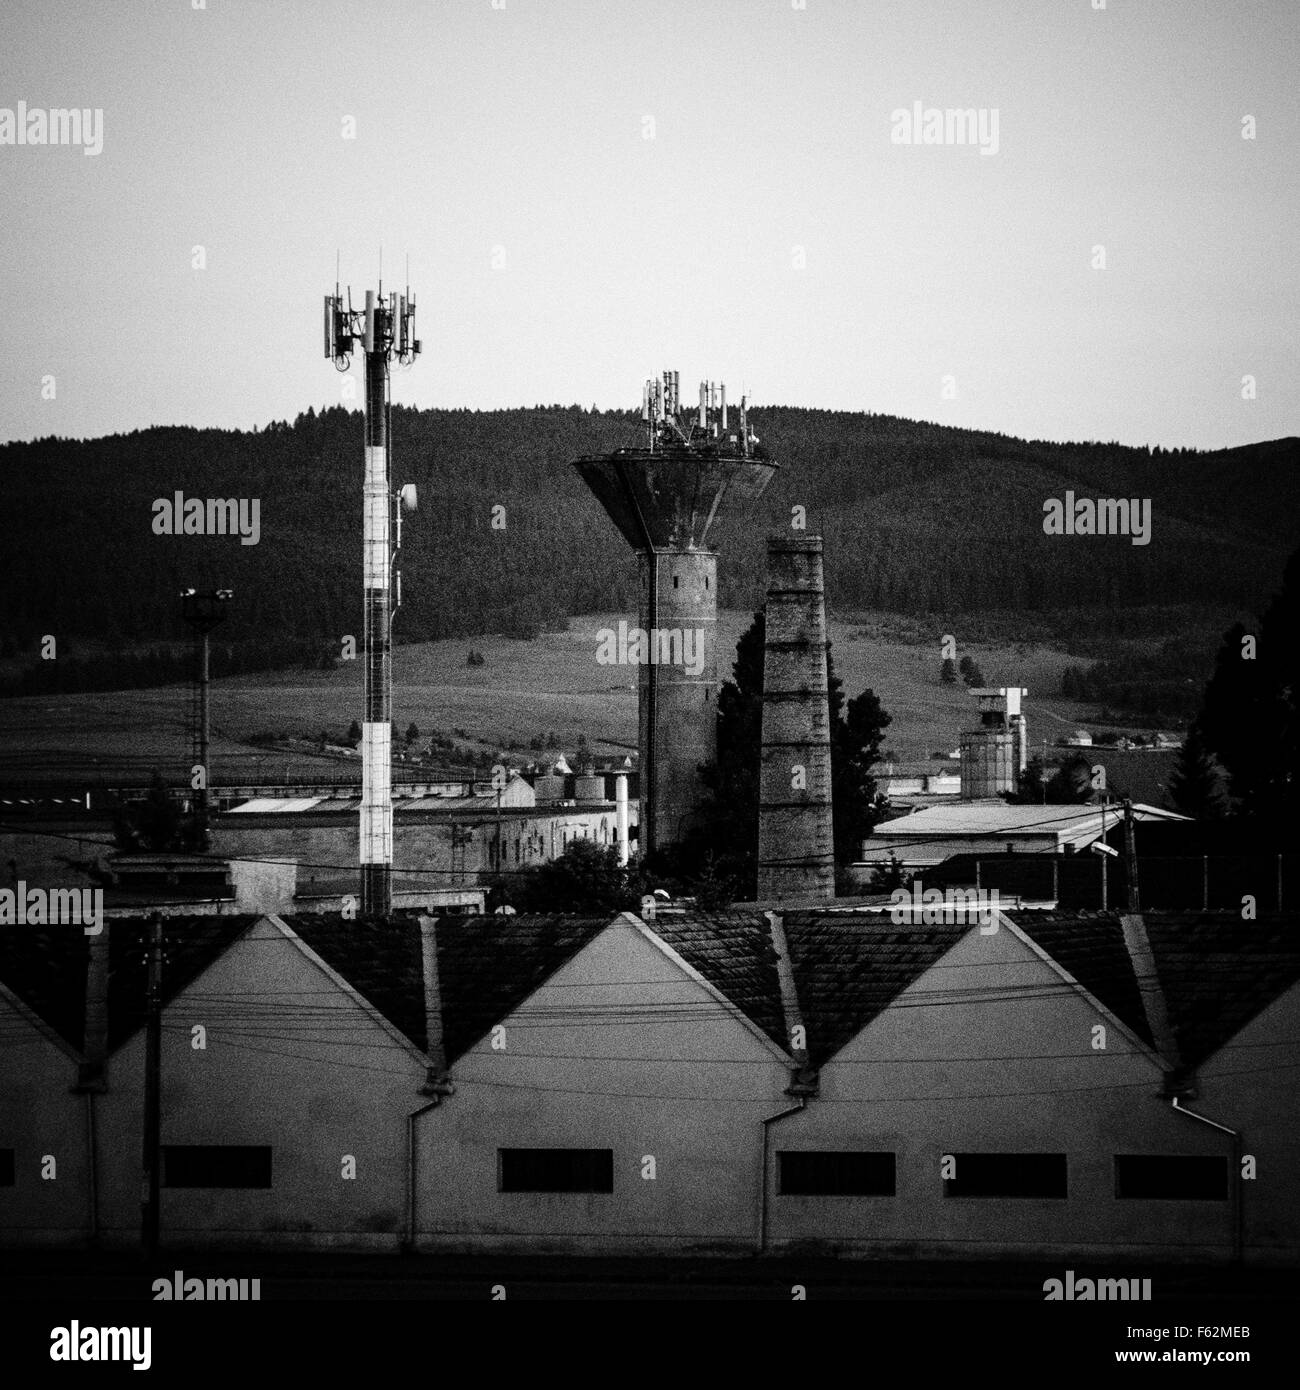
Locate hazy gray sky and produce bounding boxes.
[1,0,1295,448]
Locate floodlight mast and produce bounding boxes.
[323,276,422,918]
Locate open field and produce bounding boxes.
[0,611,1123,788]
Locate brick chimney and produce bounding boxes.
[757,535,835,902]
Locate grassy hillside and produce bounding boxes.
[0,609,1176,787]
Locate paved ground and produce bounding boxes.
[3,1250,1296,1301]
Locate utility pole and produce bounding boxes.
[141,912,163,1261]
[1122,798,1140,912]
[180,589,232,850]
[1100,803,1109,911]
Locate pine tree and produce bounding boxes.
[1197,546,1300,830]
[940,657,957,685]
[1167,723,1230,820]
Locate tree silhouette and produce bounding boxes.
[1166,723,1230,820]
[1196,544,1300,830]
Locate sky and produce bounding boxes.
[0,0,1296,449]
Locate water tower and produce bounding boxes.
[573,374,777,856]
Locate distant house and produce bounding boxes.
[1065,730,1093,747]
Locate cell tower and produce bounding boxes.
[324,274,421,917]
[573,373,777,857]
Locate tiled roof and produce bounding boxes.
[435,914,612,1062]
[0,929,86,1051]
[3,909,1297,1082]
[0,915,260,1053]
[1007,911,1155,1047]
[1145,913,1300,1067]
[645,912,786,1049]
[291,912,611,1062]
[1009,911,1300,1067]
[105,916,261,1052]
[289,914,429,1052]
[782,913,969,1067]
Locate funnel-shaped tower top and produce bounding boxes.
[573,371,778,552]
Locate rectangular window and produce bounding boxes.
[943,1152,1067,1199]
[778,1151,896,1196]
[1114,1155,1228,1201]
[498,1148,613,1193]
[162,1145,272,1189]
[0,1148,14,1187]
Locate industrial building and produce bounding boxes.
[857,801,1187,874]
[2,906,1296,1262]
[0,771,634,909]
[959,687,1028,798]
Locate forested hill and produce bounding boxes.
[2,405,1296,664]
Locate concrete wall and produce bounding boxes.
[638,550,718,852]
[214,807,624,891]
[858,834,1061,867]
[766,920,1246,1263]
[91,918,427,1250]
[1196,982,1300,1264]
[412,917,791,1255]
[5,912,1294,1262]
[0,991,89,1247]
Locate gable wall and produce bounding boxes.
[0,992,87,1246]
[92,919,426,1249]
[770,923,1238,1262]
[414,920,790,1254]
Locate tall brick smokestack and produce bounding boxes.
[757,535,835,902]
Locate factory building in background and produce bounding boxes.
[959,686,1028,799]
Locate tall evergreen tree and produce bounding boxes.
[1196,545,1300,830]
[1166,723,1230,820]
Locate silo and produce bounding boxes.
[757,535,835,901]
[960,687,1028,798]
